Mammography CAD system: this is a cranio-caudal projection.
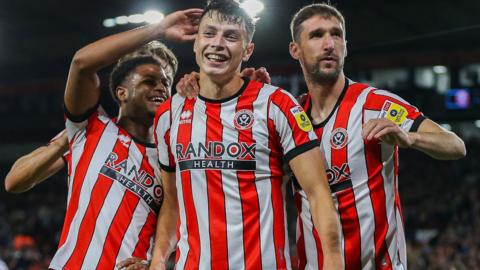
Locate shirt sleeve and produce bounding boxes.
[154,98,176,172]
[268,89,319,163]
[64,104,103,144]
[363,89,426,132]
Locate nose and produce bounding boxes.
[322,34,335,52]
[210,33,225,49]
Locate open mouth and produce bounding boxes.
[205,53,229,63]
[149,96,165,105]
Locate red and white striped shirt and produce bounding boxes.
[294,80,425,270]
[50,110,163,270]
[154,79,319,270]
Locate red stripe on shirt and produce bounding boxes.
[65,128,129,268]
[205,102,229,270]
[330,84,366,270]
[236,81,262,270]
[177,99,201,269]
[58,113,108,248]
[132,212,157,258]
[267,115,287,269]
[363,116,393,269]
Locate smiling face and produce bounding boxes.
[194,10,254,81]
[290,15,347,84]
[117,61,173,119]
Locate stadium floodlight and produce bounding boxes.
[433,65,448,74]
[144,10,164,24]
[115,16,129,25]
[239,0,264,18]
[475,120,480,128]
[128,14,145,24]
[103,18,116,28]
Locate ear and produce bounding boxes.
[242,42,255,62]
[116,86,129,103]
[193,35,198,54]
[289,42,300,60]
[344,39,348,58]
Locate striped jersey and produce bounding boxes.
[50,109,163,270]
[154,79,319,270]
[294,80,425,270]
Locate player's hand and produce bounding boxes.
[362,118,416,148]
[176,72,200,99]
[117,257,149,270]
[240,67,271,84]
[157,9,203,42]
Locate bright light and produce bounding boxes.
[475,120,480,128]
[433,65,448,74]
[128,14,145,24]
[240,0,264,18]
[441,123,452,131]
[144,10,164,24]
[103,18,116,28]
[115,16,129,25]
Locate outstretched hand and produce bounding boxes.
[362,118,415,148]
[158,9,203,42]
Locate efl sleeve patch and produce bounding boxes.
[379,100,408,127]
[290,105,313,132]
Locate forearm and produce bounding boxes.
[308,191,342,256]
[409,131,466,160]
[150,194,178,269]
[71,23,164,73]
[5,140,67,193]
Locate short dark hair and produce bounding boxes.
[290,3,346,42]
[109,56,160,103]
[201,0,256,42]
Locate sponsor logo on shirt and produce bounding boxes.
[175,141,256,171]
[101,152,162,212]
[234,109,254,130]
[330,128,348,149]
[379,100,408,127]
[290,105,313,132]
[180,110,193,125]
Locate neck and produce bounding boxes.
[116,109,152,143]
[305,72,346,124]
[199,72,244,100]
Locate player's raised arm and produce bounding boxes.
[289,148,343,270]
[4,130,68,193]
[149,170,178,270]
[64,8,202,117]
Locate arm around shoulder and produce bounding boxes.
[5,131,68,193]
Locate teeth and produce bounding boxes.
[206,54,227,61]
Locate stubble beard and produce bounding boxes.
[306,56,343,85]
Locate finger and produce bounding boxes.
[176,80,186,96]
[183,8,204,16]
[361,120,376,139]
[374,126,399,140]
[240,67,255,78]
[117,258,137,268]
[366,122,392,140]
[187,77,200,96]
[254,68,270,84]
